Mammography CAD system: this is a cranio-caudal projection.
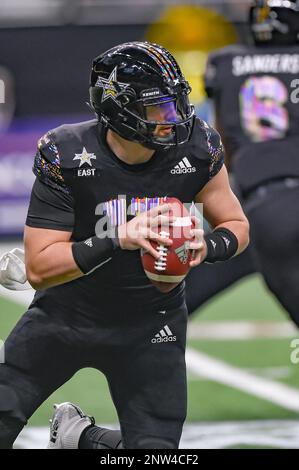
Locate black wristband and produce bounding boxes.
[72,227,120,275]
[204,227,238,263]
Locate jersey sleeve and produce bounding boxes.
[26,131,75,231]
[33,131,70,195]
[26,178,75,231]
[202,121,225,179]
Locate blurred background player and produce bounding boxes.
[0,42,249,449]
[186,0,299,328]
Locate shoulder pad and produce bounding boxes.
[33,131,70,194]
[191,119,224,179]
[202,120,225,179]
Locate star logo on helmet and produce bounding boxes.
[95,66,129,104]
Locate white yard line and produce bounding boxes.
[188,321,297,340]
[180,420,299,449]
[188,366,292,381]
[186,348,299,413]
[15,421,299,449]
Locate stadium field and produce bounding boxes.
[0,244,298,448]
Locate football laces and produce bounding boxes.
[154,231,170,272]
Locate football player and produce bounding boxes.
[186,0,299,327]
[0,42,249,449]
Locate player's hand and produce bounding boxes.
[118,204,174,260]
[189,216,207,268]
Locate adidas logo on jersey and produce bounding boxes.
[151,325,177,344]
[171,157,196,175]
[84,238,93,248]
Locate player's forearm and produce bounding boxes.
[26,242,83,290]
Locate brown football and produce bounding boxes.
[141,197,195,293]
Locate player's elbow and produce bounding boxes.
[239,216,250,253]
[26,266,45,290]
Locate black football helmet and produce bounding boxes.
[89,41,195,150]
[250,0,299,45]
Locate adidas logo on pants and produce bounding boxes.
[151,325,177,344]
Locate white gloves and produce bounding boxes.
[0,248,31,290]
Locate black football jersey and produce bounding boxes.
[26,118,224,315]
[205,44,299,193]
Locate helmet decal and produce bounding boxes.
[133,42,178,81]
[94,66,129,105]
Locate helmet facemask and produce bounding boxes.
[90,83,195,151]
[118,90,195,150]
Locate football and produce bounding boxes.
[141,197,195,293]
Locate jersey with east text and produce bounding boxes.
[205,44,299,193]
[26,118,224,316]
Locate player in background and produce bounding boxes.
[186,0,299,328]
[0,42,249,449]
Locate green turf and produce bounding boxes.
[0,295,24,332]
[191,275,288,323]
[188,338,299,370]
[28,368,119,426]
[187,338,299,421]
[187,379,298,421]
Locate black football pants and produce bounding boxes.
[244,182,299,327]
[0,299,187,449]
